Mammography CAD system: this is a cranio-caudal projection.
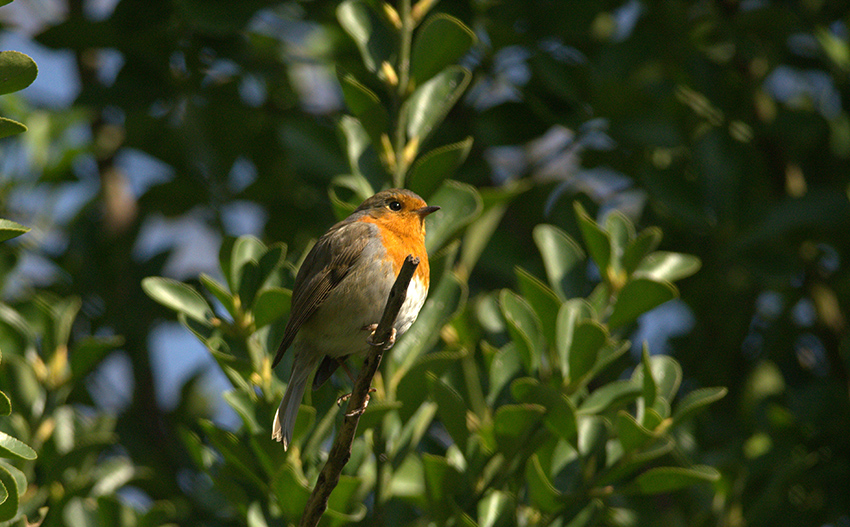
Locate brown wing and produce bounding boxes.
[271,220,372,367]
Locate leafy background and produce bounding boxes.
[1,0,849,526]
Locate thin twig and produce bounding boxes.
[298,255,420,527]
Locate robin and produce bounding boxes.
[271,188,439,450]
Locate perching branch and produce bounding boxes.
[298,255,420,527]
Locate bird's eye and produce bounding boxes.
[388,200,403,211]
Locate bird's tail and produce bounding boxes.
[272,352,318,450]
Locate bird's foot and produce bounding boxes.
[365,324,397,351]
[337,387,377,409]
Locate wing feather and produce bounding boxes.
[271,220,372,367]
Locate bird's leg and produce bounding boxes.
[337,387,376,407]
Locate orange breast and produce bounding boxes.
[359,215,430,288]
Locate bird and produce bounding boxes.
[271,188,439,450]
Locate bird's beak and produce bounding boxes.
[415,205,440,217]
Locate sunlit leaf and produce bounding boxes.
[635,251,702,283]
[500,289,541,373]
[515,267,561,350]
[0,117,26,139]
[404,66,471,144]
[579,380,641,415]
[142,277,214,324]
[0,51,38,95]
[526,454,562,513]
[622,227,662,274]
[672,387,728,424]
[336,0,393,72]
[0,219,30,243]
[252,287,291,329]
[0,431,36,461]
[424,180,482,253]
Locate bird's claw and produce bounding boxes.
[366,324,397,350]
[338,387,377,414]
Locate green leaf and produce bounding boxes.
[338,69,388,146]
[616,411,654,452]
[635,251,702,282]
[533,224,585,301]
[329,173,375,220]
[622,227,662,274]
[579,380,641,415]
[0,464,17,522]
[427,372,469,447]
[607,278,677,329]
[640,344,657,409]
[422,453,459,509]
[0,117,26,139]
[632,465,720,494]
[335,115,380,182]
[0,219,30,243]
[0,51,38,95]
[568,321,608,384]
[525,454,562,513]
[500,289,541,373]
[633,355,682,402]
[272,464,310,519]
[604,211,635,272]
[574,202,611,275]
[230,236,266,293]
[486,342,521,406]
[555,299,594,378]
[515,267,561,350]
[336,0,393,73]
[511,378,578,446]
[237,260,262,308]
[577,415,607,462]
[247,501,269,527]
[394,349,465,422]
[565,500,604,527]
[199,273,236,318]
[404,66,471,144]
[0,431,36,461]
[494,403,545,456]
[410,14,476,86]
[142,277,214,324]
[424,180,482,253]
[673,387,728,424]
[478,490,515,527]
[252,287,291,329]
[0,392,8,416]
[409,137,474,198]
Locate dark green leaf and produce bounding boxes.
[607,278,677,329]
[622,227,662,274]
[568,320,608,384]
[0,51,38,95]
[533,224,585,301]
[640,344,657,408]
[338,70,388,145]
[632,355,682,402]
[632,465,720,494]
[410,14,476,86]
[555,299,594,378]
[404,66,471,144]
[0,464,17,522]
[199,273,236,318]
[511,378,578,446]
[0,117,26,139]
[579,380,641,415]
[565,500,604,527]
[409,137,474,198]
[0,392,8,416]
[142,277,214,324]
[604,211,635,272]
[494,403,545,456]
[272,464,310,518]
[394,349,465,422]
[500,289,541,373]
[673,387,727,424]
[427,372,470,447]
[574,202,611,275]
[616,411,653,452]
[424,180,482,253]
[525,454,562,513]
[515,267,561,351]
[252,287,291,329]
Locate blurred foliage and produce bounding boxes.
[0,0,847,526]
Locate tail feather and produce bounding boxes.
[273,353,318,450]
